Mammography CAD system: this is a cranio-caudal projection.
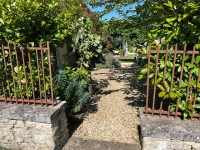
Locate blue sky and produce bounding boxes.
[88,6,120,20]
[88,4,136,20]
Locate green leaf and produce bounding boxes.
[149,73,154,78]
[163,24,171,28]
[4,50,8,55]
[178,100,186,110]
[196,44,200,50]
[177,66,181,72]
[14,66,19,73]
[166,72,171,79]
[168,1,173,8]
[196,97,200,102]
[157,84,165,91]
[170,106,175,113]
[156,78,162,84]
[183,112,187,118]
[184,66,188,72]
[0,18,4,25]
[176,91,183,97]
[184,55,190,61]
[194,56,200,64]
[46,83,50,90]
[190,79,195,87]
[183,14,188,19]
[166,18,176,23]
[164,1,173,8]
[169,92,176,99]
[137,75,143,81]
[188,64,195,69]
[163,81,169,91]
[140,68,148,74]
[195,104,200,109]
[158,91,166,97]
[167,61,173,68]
[6,28,14,33]
[160,61,165,68]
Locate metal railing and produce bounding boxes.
[0,42,54,106]
[144,44,200,119]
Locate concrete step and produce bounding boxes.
[63,136,141,150]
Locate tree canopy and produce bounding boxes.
[0,0,84,47]
[86,0,200,48]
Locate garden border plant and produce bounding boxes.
[138,44,200,119]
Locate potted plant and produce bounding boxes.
[119,49,125,57]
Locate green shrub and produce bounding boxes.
[129,46,134,53]
[62,63,91,85]
[54,70,90,114]
[95,53,121,69]
[0,46,52,99]
[119,49,124,54]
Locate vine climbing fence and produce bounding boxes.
[0,42,55,106]
[144,44,200,119]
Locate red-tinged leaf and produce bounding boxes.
[188,104,194,110]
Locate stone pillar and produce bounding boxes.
[0,101,69,150]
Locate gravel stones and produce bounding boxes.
[72,64,141,145]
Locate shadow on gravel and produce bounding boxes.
[68,95,101,138]
[120,65,167,110]
[68,77,110,138]
[114,65,147,108]
[68,65,147,138]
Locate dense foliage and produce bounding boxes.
[72,16,103,68]
[0,0,83,47]
[54,70,90,114]
[95,53,121,69]
[0,0,103,105]
[0,44,52,100]
[87,0,200,118]
[137,1,200,118]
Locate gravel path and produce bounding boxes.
[71,64,145,145]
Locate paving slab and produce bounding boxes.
[63,136,141,150]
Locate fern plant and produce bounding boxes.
[54,70,90,114]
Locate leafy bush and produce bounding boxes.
[54,70,90,114]
[0,0,83,47]
[137,45,200,119]
[95,53,121,69]
[0,45,52,99]
[129,47,134,53]
[72,17,103,69]
[119,49,124,54]
[62,63,91,85]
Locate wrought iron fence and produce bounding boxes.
[144,44,200,119]
[0,42,54,106]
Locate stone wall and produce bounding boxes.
[139,108,200,150]
[0,101,69,150]
[143,138,200,150]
